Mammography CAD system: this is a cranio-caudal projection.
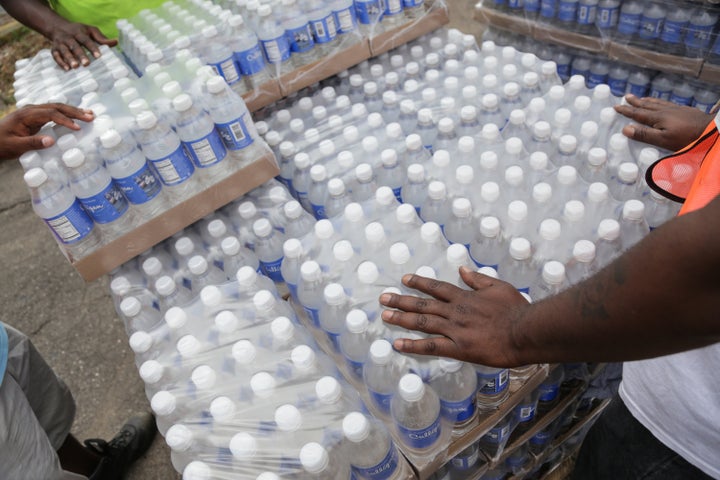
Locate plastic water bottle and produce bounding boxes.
[186,255,225,295]
[253,218,284,282]
[684,6,719,58]
[391,374,442,461]
[566,239,599,283]
[498,237,536,295]
[61,148,134,239]
[626,69,651,98]
[342,411,408,480]
[378,149,404,203]
[610,163,642,202]
[24,167,100,258]
[338,309,373,379]
[256,5,292,74]
[470,216,507,270]
[172,93,229,185]
[99,129,166,221]
[620,199,650,251]
[332,0,359,39]
[300,442,350,479]
[430,359,478,436]
[475,364,510,410]
[534,261,568,301]
[444,198,475,249]
[155,276,193,310]
[220,236,260,280]
[134,111,197,202]
[226,14,269,90]
[297,260,324,327]
[595,218,622,266]
[205,76,257,161]
[319,283,350,352]
[200,25,242,89]
[401,164,428,214]
[307,0,340,56]
[420,181,451,230]
[364,339,403,416]
[596,0,620,33]
[637,2,667,45]
[645,190,679,230]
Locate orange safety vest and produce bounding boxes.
[647,117,720,215]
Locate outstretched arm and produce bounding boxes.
[614,94,713,152]
[379,196,720,367]
[0,104,94,160]
[0,0,117,70]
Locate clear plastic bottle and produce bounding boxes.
[24,168,100,259]
[420,181,451,230]
[342,411,409,480]
[645,190,680,230]
[391,374,443,461]
[610,162,642,202]
[401,163,428,214]
[498,237,537,295]
[534,261,568,301]
[339,309,372,380]
[172,93,229,185]
[205,76,257,162]
[292,152,313,210]
[256,5,292,74]
[430,358,478,437]
[252,218,285,282]
[61,148,134,240]
[475,364,510,410]
[595,218,623,267]
[620,199,650,251]
[684,6,719,58]
[300,442,350,479]
[226,14,269,91]
[319,282,350,352]
[566,239,599,284]
[444,198,476,249]
[364,339,403,416]
[297,260,324,327]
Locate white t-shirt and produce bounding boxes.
[620,342,720,479]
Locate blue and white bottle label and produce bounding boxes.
[334,6,358,34]
[539,0,558,19]
[260,35,291,64]
[693,100,715,114]
[524,0,540,13]
[483,423,510,444]
[403,0,424,7]
[440,393,476,423]
[538,382,560,402]
[311,202,326,219]
[217,115,254,151]
[286,24,315,53]
[587,72,608,88]
[617,10,641,35]
[353,445,399,480]
[638,15,663,40]
[209,57,241,85]
[596,5,619,28]
[235,44,266,76]
[185,131,227,168]
[661,19,686,45]
[670,92,693,106]
[345,357,364,379]
[577,4,596,25]
[608,78,628,96]
[530,428,553,446]
[78,182,129,224]
[286,282,298,300]
[557,1,578,22]
[650,86,672,101]
[44,200,95,244]
[326,330,342,353]
[685,23,715,50]
[149,145,194,186]
[114,164,162,205]
[451,448,479,471]
[260,257,284,282]
[303,306,320,327]
[396,417,441,450]
[385,0,403,15]
[355,0,384,25]
[392,186,402,204]
[508,0,523,9]
[311,15,337,44]
[516,403,536,423]
[517,286,530,295]
[477,368,509,395]
[556,62,571,81]
[368,389,393,415]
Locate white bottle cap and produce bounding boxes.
[407,163,425,183]
[381,149,398,166]
[333,240,354,262]
[539,219,561,241]
[482,124,501,142]
[270,316,295,343]
[120,87,140,105]
[119,297,142,317]
[142,257,163,277]
[62,148,86,168]
[151,390,176,416]
[232,339,256,365]
[343,412,370,443]
[369,339,393,364]
[417,108,433,124]
[253,290,277,313]
[574,95,591,113]
[135,110,158,130]
[313,106,328,122]
[405,133,422,151]
[283,238,303,259]
[57,134,79,152]
[480,151,498,171]
[482,93,499,109]
[452,198,472,218]
[523,71,539,88]
[220,236,241,257]
[622,199,645,220]
[479,266,500,279]
[310,164,327,182]
[365,222,386,245]
[177,335,202,358]
[357,261,379,284]
[439,358,463,373]
[183,461,211,480]
[155,276,177,297]
[428,181,446,200]
[438,117,454,133]
[291,344,316,372]
[172,93,193,112]
[413,265,435,279]
[638,148,660,169]
[529,98,547,116]
[314,219,335,240]
[251,372,277,399]
[316,376,342,404]
[336,151,354,170]
[564,200,585,222]
[110,277,131,297]
[480,216,500,238]
[162,305,187,330]
[398,373,425,402]
[252,218,272,238]
[265,131,282,147]
[454,165,474,185]
[529,152,549,171]
[509,109,526,126]
[481,182,500,202]
[618,162,639,183]
[597,219,621,241]
[559,135,577,154]
[275,404,302,432]
[463,67,479,83]
[580,121,599,139]
[508,200,528,222]
[187,255,209,275]
[549,85,565,102]
[355,163,373,182]
[229,432,257,460]
[166,424,193,452]
[362,136,379,154]
[353,104,369,120]
[191,365,217,390]
[129,331,153,354]
[236,266,258,287]
[346,309,369,333]
[609,133,628,152]
[349,73,363,87]
[363,81,378,96]
[396,203,417,224]
[555,108,572,126]
[509,237,532,260]
[256,473,280,480]
[587,148,607,167]
[447,243,469,266]
[588,182,609,203]
[344,203,365,224]
[557,165,578,185]
[542,261,566,285]
[482,73,498,91]
[386,122,402,139]
[389,242,411,265]
[205,75,225,94]
[323,283,346,306]
[300,442,329,473]
[433,150,450,168]
[460,106,477,123]
[505,137,523,155]
[400,99,416,115]
[573,240,596,263]
[421,222,442,244]
[505,166,524,187]
[200,285,222,307]
[300,261,321,282]
[504,81,520,97]
[375,186,395,206]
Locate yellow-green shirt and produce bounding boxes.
[48,0,165,39]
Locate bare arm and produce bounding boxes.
[379,196,720,367]
[0,0,116,70]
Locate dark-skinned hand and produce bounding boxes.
[379,267,530,368]
[0,104,94,160]
[614,94,713,152]
[50,21,117,70]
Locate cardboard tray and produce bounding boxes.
[699,61,720,85]
[69,149,279,281]
[473,5,534,37]
[608,42,703,78]
[370,6,451,57]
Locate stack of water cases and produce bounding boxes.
[18,49,269,261]
[109,28,633,479]
[116,0,441,95]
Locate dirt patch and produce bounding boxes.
[0,26,51,114]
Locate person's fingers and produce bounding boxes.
[51,48,70,71]
[55,43,79,69]
[379,291,450,317]
[401,273,460,302]
[459,267,498,291]
[614,103,660,127]
[623,94,674,111]
[393,336,459,358]
[5,135,55,156]
[65,37,91,67]
[47,103,95,122]
[622,123,669,150]
[87,26,118,48]
[381,309,450,336]
[74,31,102,60]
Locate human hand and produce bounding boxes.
[50,21,117,70]
[0,104,94,160]
[614,94,713,152]
[379,267,531,367]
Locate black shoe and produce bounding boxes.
[85,412,157,480]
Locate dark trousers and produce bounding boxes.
[571,395,714,480]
